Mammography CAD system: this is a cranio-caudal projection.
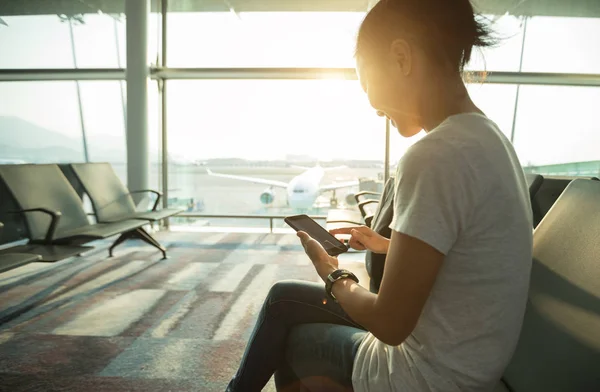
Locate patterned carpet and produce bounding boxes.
[0,230,368,391]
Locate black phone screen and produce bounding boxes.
[285,214,348,256]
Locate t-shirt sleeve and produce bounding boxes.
[390,139,477,255]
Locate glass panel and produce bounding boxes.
[79,80,127,169]
[166,79,385,228]
[467,83,518,139]
[0,11,161,68]
[522,16,600,74]
[514,85,600,176]
[70,14,125,68]
[0,81,85,163]
[167,12,365,67]
[465,15,525,72]
[0,15,73,68]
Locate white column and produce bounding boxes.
[125,0,150,202]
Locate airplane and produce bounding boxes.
[206,165,360,210]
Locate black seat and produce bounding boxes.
[0,221,42,273]
[354,190,381,205]
[68,162,185,224]
[364,177,395,293]
[327,185,387,230]
[358,199,379,226]
[502,179,600,391]
[525,173,543,201]
[530,176,574,228]
[0,164,167,259]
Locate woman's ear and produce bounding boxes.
[389,39,412,76]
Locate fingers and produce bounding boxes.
[297,231,310,247]
[329,225,370,236]
[348,237,367,250]
[352,226,373,235]
[297,231,309,241]
[328,227,355,235]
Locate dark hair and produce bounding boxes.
[356,0,497,72]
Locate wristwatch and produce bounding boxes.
[325,269,359,302]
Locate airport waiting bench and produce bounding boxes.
[66,162,185,224]
[0,164,169,260]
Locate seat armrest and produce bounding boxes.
[354,190,381,204]
[129,189,162,211]
[12,208,62,244]
[358,199,379,218]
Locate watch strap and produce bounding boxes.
[325,269,359,302]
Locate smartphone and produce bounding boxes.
[284,214,348,256]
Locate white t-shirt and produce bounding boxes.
[351,113,533,392]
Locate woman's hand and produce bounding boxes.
[329,226,390,254]
[297,231,339,282]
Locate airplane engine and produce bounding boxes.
[345,193,357,206]
[260,188,275,205]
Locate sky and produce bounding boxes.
[0,12,599,166]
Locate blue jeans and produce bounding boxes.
[226,280,368,392]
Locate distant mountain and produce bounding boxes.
[0,143,84,163]
[0,116,82,152]
[0,116,129,163]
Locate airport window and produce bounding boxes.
[2,3,600,228]
[166,79,385,220]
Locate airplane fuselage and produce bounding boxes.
[286,166,325,209]
[206,165,357,211]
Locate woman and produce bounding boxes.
[226,0,533,390]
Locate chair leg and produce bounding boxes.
[109,231,135,257]
[135,227,167,259]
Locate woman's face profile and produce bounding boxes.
[356,45,423,138]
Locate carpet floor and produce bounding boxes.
[0,230,368,392]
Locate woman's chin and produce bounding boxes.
[397,126,422,138]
